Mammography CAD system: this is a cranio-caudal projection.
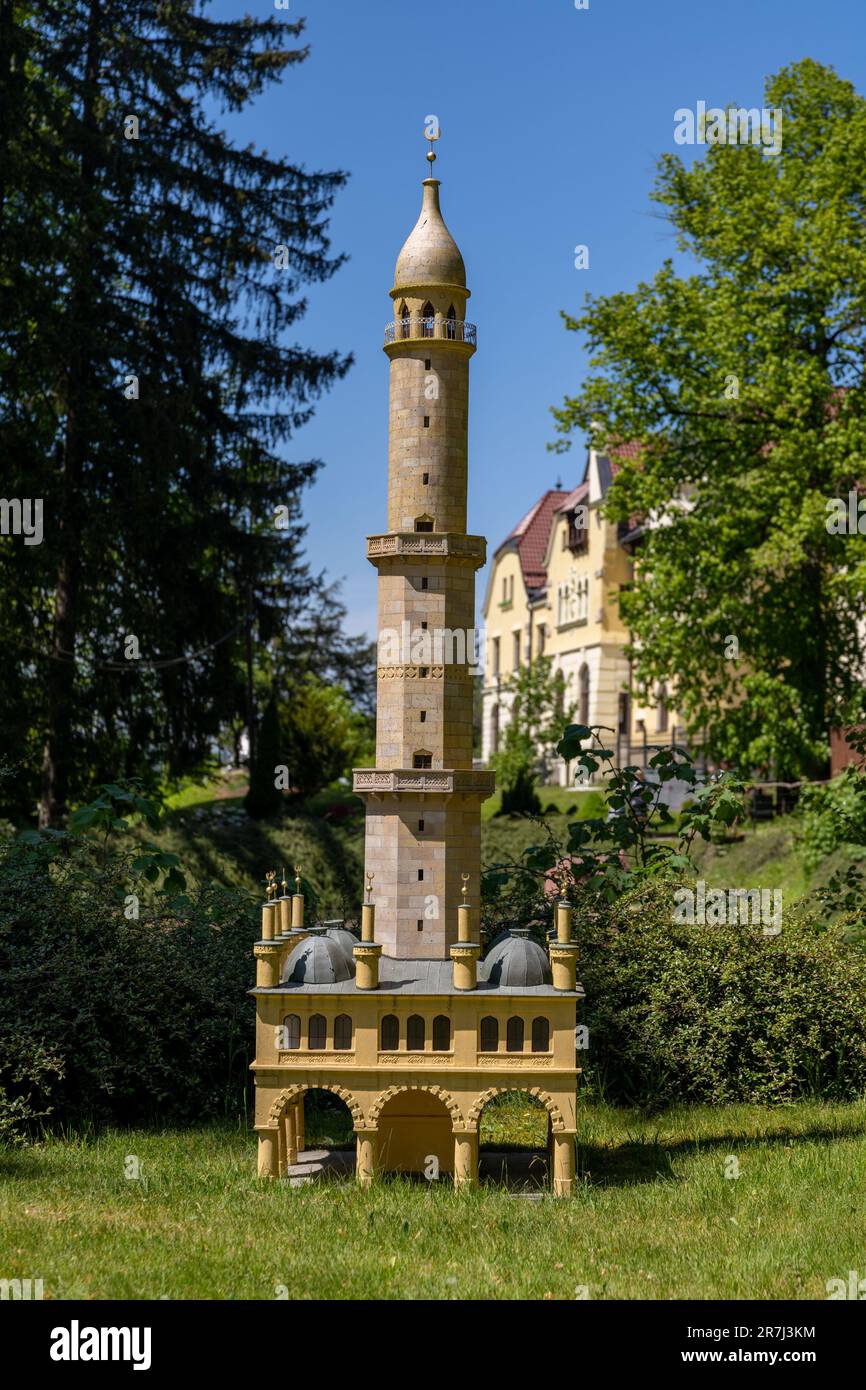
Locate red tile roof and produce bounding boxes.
[496,488,571,591]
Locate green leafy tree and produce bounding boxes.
[244,696,284,821]
[492,656,576,815]
[551,60,866,778]
[281,677,374,801]
[0,1,352,826]
[485,725,747,906]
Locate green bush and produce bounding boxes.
[0,834,258,1133]
[578,879,866,1107]
[797,772,866,874]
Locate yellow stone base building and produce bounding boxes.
[252,147,581,1194]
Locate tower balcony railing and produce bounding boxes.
[384,316,477,346]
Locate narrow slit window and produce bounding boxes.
[423,416,430,428]
[418,868,424,881]
[417,919,423,931]
[419,710,426,723]
[422,472,429,484]
[420,577,429,591]
[418,818,425,831]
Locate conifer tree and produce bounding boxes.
[0,0,352,824]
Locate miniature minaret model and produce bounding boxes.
[353,134,495,957]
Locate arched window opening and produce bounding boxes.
[531,1017,550,1053]
[308,1014,326,1050]
[480,1016,499,1052]
[506,1017,525,1053]
[399,301,410,338]
[413,750,433,769]
[407,1014,426,1051]
[578,662,590,727]
[432,1015,451,1051]
[334,1014,353,1051]
[656,683,669,734]
[380,1014,399,1050]
[445,303,457,339]
[281,1014,300,1050]
[421,300,435,337]
[414,513,434,533]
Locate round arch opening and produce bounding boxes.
[477,1090,552,1191]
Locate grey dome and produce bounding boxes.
[325,926,360,968]
[481,932,552,988]
[281,935,354,985]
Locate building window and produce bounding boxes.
[578,663,590,727]
[537,623,546,656]
[490,703,500,755]
[308,1014,326,1050]
[513,631,521,669]
[380,1014,399,1050]
[281,1014,300,1050]
[399,301,410,338]
[506,1017,524,1053]
[413,752,432,768]
[422,472,429,484]
[334,1014,353,1051]
[567,508,589,553]
[492,637,500,677]
[424,358,431,370]
[445,304,457,339]
[480,1016,499,1052]
[618,692,630,736]
[414,516,434,533]
[423,416,430,428]
[421,576,428,591]
[417,868,423,881]
[421,301,435,337]
[432,1015,451,1051]
[419,710,426,723]
[531,1017,550,1053]
[407,1014,425,1050]
[418,818,425,831]
[417,919,423,931]
[656,683,669,734]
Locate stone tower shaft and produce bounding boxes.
[353,172,494,959]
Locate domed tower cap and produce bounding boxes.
[393,179,467,294]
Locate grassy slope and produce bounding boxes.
[141,779,860,918]
[3,1100,865,1299]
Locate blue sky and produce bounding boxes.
[211,0,865,639]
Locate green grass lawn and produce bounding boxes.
[4,1100,865,1300]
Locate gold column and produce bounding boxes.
[354,875,382,989]
[552,1134,576,1197]
[450,874,480,989]
[550,899,579,991]
[285,1104,298,1167]
[257,1130,277,1180]
[277,1114,287,1177]
[356,1131,377,1188]
[556,897,573,943]
[453,1130,478,1189]
[291,864,304,929]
